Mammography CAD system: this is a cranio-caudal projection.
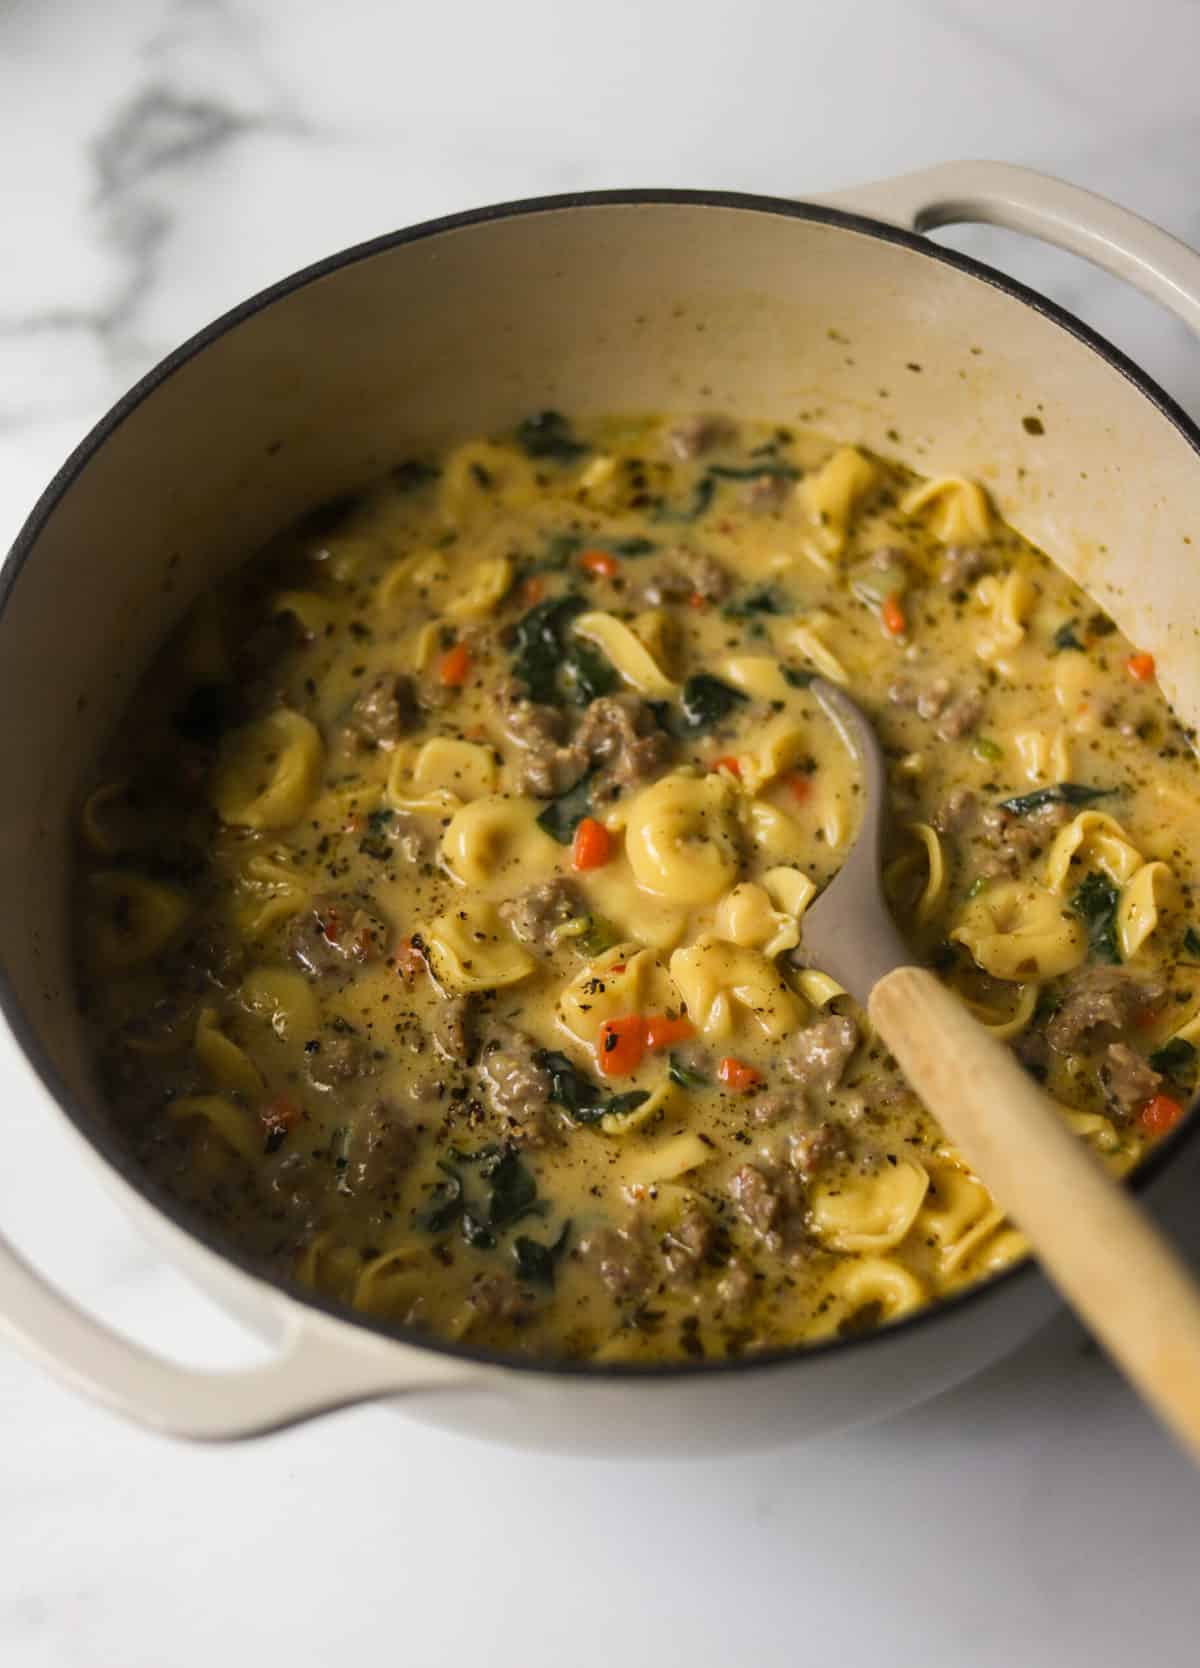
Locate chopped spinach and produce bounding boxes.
[536,773,595,844]
[678,674,747,735]
[1071,871,1121,964]
[172,682,232,745]
[515,410,588,462]
[998,782,1116,816]
[668,1055,709,1089]
[1184,927,1200,959]
[723,586,791,621]
[513,1220,571,1286]
[417,1144,540,1244]
[510,593,585,703]
[537,1050,649,1126]
[358,804,395,861]
[572,913,620,956]
[654,475,716,523]
[706,462,801,481]
[1149,1038,1197,1085]
[415,1159,465,1233]
[1052,619,1085,653]
[562,636,618,705]
[610,536,657,556]
[460,1211,496,1250]
[478,1145,540,1229]
[392,458,440,492]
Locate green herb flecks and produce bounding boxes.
[998,782,1117,816]
[515,410,588,462]
[706,462,801,481]
[1149,1038,1197,1087]
[668,1056,709,1090]
[537,1050,650,1126]
[1071,871,1122,964]
[722,586,792,622]
[1052,619,1085,653]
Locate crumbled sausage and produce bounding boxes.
[641,546,730,605]
[940,545,989,587]
[932,786,977,834]
[729,1163,806,1240]
[666,414,733,460]
[784,1013,859,1098]
[788,1121,850,1175]
[978,806,1041,878]
[1101,1042,1162,1120]
[289,894,390,976]
[347,674,419,747]
[468,1272,533,1324]
[499,878,584,954]
[501,693,586,799]
[306,1033,368,1089]
[662,1205,715,1280]
[935,688,984,741]
[574,692,673,799]
[1046,967,1166,1054]
[576,1224,654,1301]
[715,1255,757,1311]
[432,996,475,1064]
[340,1100,414,1195]
[741,473,793,514]
[477,1025,557,1145]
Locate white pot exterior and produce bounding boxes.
[2,166,1199,1449]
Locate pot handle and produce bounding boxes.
[809,161,1200,335]
[0,1224,478,1440]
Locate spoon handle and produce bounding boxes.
[870,964,1200,1460]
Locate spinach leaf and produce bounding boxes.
[723,586,791,621]
[1184,927,1200,958]
[479,1145,540,1228]
[1149,1038,1197,1085]
[515,410,588,462]
[668,1055,709,1089]
[460,1211,496,1250]
[392,458,440,492]
[1071,871,1121,964]
[536,773,595,844]
[678,674,748,735]
[415,1160,465,1233]
[706,462,801,480]
[537,1050,649,1126]
[563,637,618,705]
[611,536,657,556]
[511,594,586,703]
[572,913,620,956]
[654,475,716,523]
[513,1220,571,1286]
[998,782,1116,816]
[1052,619,1085,653]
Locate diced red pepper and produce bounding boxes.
[644,1013,695,1051]
[1139,1093,1185,1137]
[393,935,427,981]
[578,548,620,580]
[572,817,612,871]
[1126,651,1156,683]
[785,771,813,803]
[710,755,741,778]
[718,1056,763,1093]
[881,594,907,637]
[598,1015,647,1078]
[438,641,472,687]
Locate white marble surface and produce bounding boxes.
[3,1,1200,1662]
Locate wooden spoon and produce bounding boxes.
[800,677,1200,1458]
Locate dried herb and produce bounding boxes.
[998,782,1116,816]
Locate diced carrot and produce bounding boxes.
[644,1013,695,1051]
[579,548,620,580]
[608,963,626,975]
[262,1095,301,1133]
[881,594,907,637]
[572,816,612,871]
[718,1056,763,1093]
[710,755,741,778]
[438,641,472,687]
[1139,1093,1185,1137]
[394,935,427,981]
[319,905,341,943]
[1126,651,1156,683]
[598,1015,647,1078]
[1135,1005,1163,1030]
[519,576,545,607]
[688,591,708,610]
[785,771,813,803]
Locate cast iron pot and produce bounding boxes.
[2,162,1200,1452]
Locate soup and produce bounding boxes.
[75,411,1200,1361]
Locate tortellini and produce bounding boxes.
[212,709,323,829]
[810,1158,929,1252]
[951,880,1086,980]
[571,612,678,697]
[195,1008,265,1099]
[899,473,992,542]
[1044,811,1144,894]
[440,441,539,526]
[87,872,190,972]
[973,568,1036,662]
[558,943,678,1057]
[420,903,535,994]
[391,737,498,810]
[807,1257,927,1339]
[916,1159,1006,1276]
[713,882,800,958]
[1117,860,1174,960]
[440,795,562,893]
[234,851,310,938]
[801,445,877,556]
[624,772,741,906]
[445,556,514,620]
[669,936,804,1042]
[784,615,851,685]
[240,968,320,1041]
[167,1095,259,1163]
[739,714,809,794]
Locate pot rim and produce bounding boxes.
[4,184,1199,1383]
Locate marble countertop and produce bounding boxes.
[3,1,1200,1663]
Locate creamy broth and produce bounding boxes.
[75,412,1200,1362]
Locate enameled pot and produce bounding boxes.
[3,162,1200,1453]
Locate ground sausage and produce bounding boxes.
[306,1032,368,1090]
[641,547,731,606]
[784,1013,859,1098]
[289,894,390,977]
[499,878,583,954]
[940,545,989,587]
[574,692,673,799]
[935,688,985,742]
[476,1025,557,1145]
[347,674,419,748]
[1101,1042,1163,1120]
[788,1122,850,1175]
[340,1100,414,1196]
[662,1205,715,1280]
[932,787,977,834]
[500,694,586,799]
[716,1256,757,1311]
[741,473,793,514]
[978,807,1040,878]
[1046,966,1166,1055]
[575,1224,654,1301]
[729,1163,806,1241]
[432,995,475,1064]
[666,414,733,460]
[468,1272,533,1324]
